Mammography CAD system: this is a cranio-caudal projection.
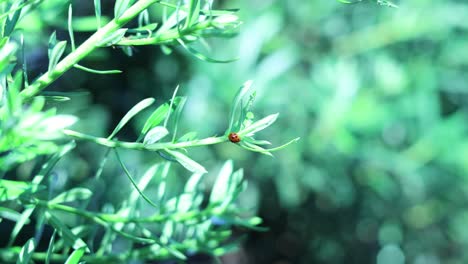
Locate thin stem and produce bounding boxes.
[63,129,227,151]
[117,20,212,46]
[35,199,214,224]
[20,0,161,99]
[0,242,192,263]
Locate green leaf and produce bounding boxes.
[377,0,398,8]
[68,4,76,50]
[0,179,31,202]
[44,211,88,251]
[8,207,35,246]
[184,0,200,29]
[127,23,158,34]
[0,207,23,222]
[49,188,93,204]
[138,9,150,27]
[161,45,173,55]
[163,85,180,128]
[74,64,122,74]
[40,95,71,102]
[48,32,57,54]
[209,160,233,204]
[69,16,111,31]
[177,38,238,63]
[94,0,102,28]
[5,69,21,115]
[164,149,207,173]
[114,149,159,208]
[0,41,16,73]
[170,96,187,141]
[239,113,279,136]
[45,230,57,264]
[213,13,239,24]
[48,40,67,71]
[64,246,86,264]
[239,141,273,156]
[108,97,155,139]
[96,28,127,47]
[227,80,254,133]
[244,138,271,145]
[161,221,173,243]
[114,0,133,19]
[212,241,240,256]
[16,238,35,264]
[209,165,245,213]
[4,1,22,36]
[37,115,78,139]
[265,137,301,152]
[126,164,159,205]
[144,126,169,145]
[178,131,197,142]
[157,162,170,202]
[165,245,187,260]
[184,172,204,193]
[164,193,197,213]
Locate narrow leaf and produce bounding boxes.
[0,179,31,202]
[94,0,102,28]
[96,28,127,47]
[170,96,187,141]
[177,39,238,63]
[114,0,132,19]
[48,31,57,59]
[74,64,122,74]
[209,160,233,204]
[140,103,171,136]
[239,141,273,156]
[108,98,155,139]
[163,85,180,127]
[4,1,22,36]
[184,0,200,29]
[114,150,159,208]
[0,207,23,222]
[48,41,67,71]
[68,4,76,50]
[184,172,204,193]
[227,80,254,133]
[16,238,35,264]
[45,212,88,251]
[239,113,279,136]
[144,126,169,145]
[45,230,57,264]
[64,246,86,264]
[50,188,93,204]
[126,164,159,205]
[164,149,207,173]
[8,207,35,246]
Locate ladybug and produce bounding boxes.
[228,132,241,143]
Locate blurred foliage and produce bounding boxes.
[181,0,468,263]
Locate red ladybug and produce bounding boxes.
[228,132,241,143]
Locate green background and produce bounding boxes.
[12,0,468,263]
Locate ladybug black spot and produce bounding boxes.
[228,132,241,143]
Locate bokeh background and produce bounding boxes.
[13,0,468,263]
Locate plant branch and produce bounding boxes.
[34,198,216,224]
[117,20,212,46]
[19,0,161,99]
[63,129,226,151]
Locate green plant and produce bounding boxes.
[338,0,398,7]
[0,0,297,263]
